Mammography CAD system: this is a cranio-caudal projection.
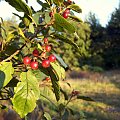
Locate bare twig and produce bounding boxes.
[0,97,11,100]
[1,44,26,62]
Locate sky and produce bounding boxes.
[0,0,119,26]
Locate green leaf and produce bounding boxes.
[48,68,60,101]
[44,112,52,120]
[37,43,43,51]
[52,23,64,32]
[62,109,70,120]
[58,103,65,112]
[54,13,75,33]
[50,62,65,80]
[68,4,82,13]
[54,33,79,50]
[31,67,49,81]
[45,12,51,23]
[5,0,32,15]
[53,0,63,5]
[0,62,14,89]
[37,0,50,9]
[18,28,30,42]
[60,88,68,100]
[77,96,94,101]
[12,70,40,118]
[6,78,19,87]
[28,23,34,33]
[18,28,26,39]
[53,54,68,69]
[23,15,31,27]
[33,12,43,25]
[69,15,83,22]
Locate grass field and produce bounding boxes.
[39,70,120,120]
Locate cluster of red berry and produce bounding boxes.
[49,8,70,19]
[49,0,72,19]
[23,38,56,70]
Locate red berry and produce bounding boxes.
[48,54,56,62]
[49,12,53,17]
[23,56,31,65]
[33,49,39,57]
[44,38,48,44]
[65,9,70,14]
[45,77,50,81]
[63,12,69,19]
[72,90,79,96]
[68,0,72,3]
[42,59,50,68]
[45,45,51,52]
[30,61,38,70]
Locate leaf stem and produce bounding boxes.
[40,93,58,108]
[65,95,73,107]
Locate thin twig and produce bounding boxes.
[1,44,26,62]
[0,97,10,100]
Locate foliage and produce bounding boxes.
[54,19,91,69]
[0,0,93,119]
[104,7,120,68]
[85,8,120,69]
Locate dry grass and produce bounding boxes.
[60,79,120,120]
[40,70,120,120]
[60,70,120,120]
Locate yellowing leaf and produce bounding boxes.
[50,62,65,80]
[12,70,40,118]
[6,31,15,42]
[0,62,14,89]
[18,28,30,42]
[28,23,35,33]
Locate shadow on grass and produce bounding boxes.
[102,70,120,90]
[90,93,120,108]
[85,92,120,120]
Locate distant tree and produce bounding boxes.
[86,12,106,50]
[104,6,120,68]
[85,12,105,67]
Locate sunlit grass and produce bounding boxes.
[40,75,120,120]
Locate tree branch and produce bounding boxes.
[1,44,26,62]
